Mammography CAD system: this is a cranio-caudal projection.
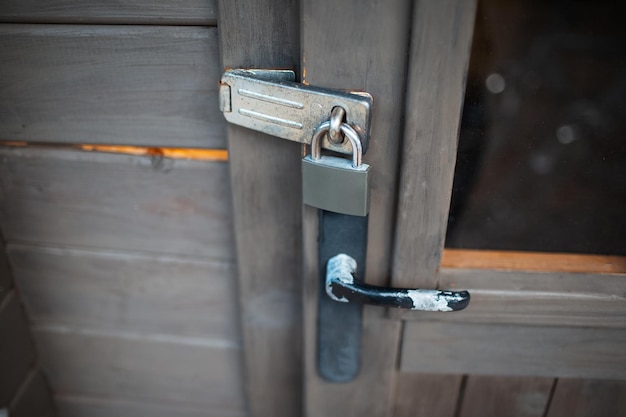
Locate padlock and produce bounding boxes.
[302,121,370,216]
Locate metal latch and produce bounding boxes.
[219,69,373,154]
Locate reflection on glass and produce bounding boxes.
[446,0,626,255]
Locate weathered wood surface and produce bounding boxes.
[9,369,55,417]
[0,238,11,301]
[55,395,246,417]
[0,292,36,406]
[392,0,477,288]
[0,25,225,148]
[401,321,626,379]
[397,269,626,328]
[0,0,217,25]
[393,373,462,417]
[0,146,234,259]
[9,244,239,341]
[458,376,554,417]
[546,379,626,417]
[218,1,302,416]
[442,249,626,274]
[301,1,411,416]
[33,326,245,412]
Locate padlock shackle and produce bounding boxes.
[311,121,363,167]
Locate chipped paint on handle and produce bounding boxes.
[324,253,470,311]
[326,253,357,302]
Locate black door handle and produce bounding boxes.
[316,211,470,383]
[326,253,470,311]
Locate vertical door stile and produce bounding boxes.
[217,1,303,417]
[302,1,412,416]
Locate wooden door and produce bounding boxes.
[220,0,626,416]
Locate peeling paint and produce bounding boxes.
[326,253,356,302]
[407,289,454,311]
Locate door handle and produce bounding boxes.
[326,253,470,311]
[316,211,470,383]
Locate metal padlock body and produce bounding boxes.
[302,155,370,216]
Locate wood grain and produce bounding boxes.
[546,379,626,417]
[442,249,626,274]
[0,0,217,25]
[397,268,626,328]
[55,394,246,417]
[392,0,477,289]
[9,244,240,341]
[0,237,11,301]
[401,321,626,379]
[0,292,36,406]
[9,369,55,417]
[457,376,554,417]
[33,326,245,412]
[393,373,463,417]
[301,1,412,416]
[0,146,234,259]
[0,24,225,148]
[218,1,302,416]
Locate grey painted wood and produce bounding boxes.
[392,0,477,288]
[0,146,234,259]
[0,292,36,406]
[0,1,217,25]
[9,369,55,417]
[218,1,302,416]
[33,326,245,412]
[9,244,239,341]
[401,321,626,379]
[458,376,554,417]
[393,373,462,417]
[546,379,626,417]
[397,269,626,328]
[301,1,411,416]
[0,239,11,301]
[0,25,225,148]
[55,395,246,417]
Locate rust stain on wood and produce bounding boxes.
[442,249,626,274]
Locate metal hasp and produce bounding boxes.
[219,69,373,154]
[326,254,470,311]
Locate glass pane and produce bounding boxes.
[446,0,626,255]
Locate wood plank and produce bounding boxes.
[442,249,626,274]
[0,146,234,259]
[393,373,462,417]
[33,326,245,411]
[218,1,302,417]
[301,1,411,416]
[9,244,239,341]
[0,238,11,300]
[0,0,217,25]
[397,269,626,328]
[458,376,554,417]
[55,394,246,417]
[0,24,225,148]
[546,379,626,417]
[401,321,626,379]
[0,292,36,406]
[392,0,478,288]
[9,369,55,417]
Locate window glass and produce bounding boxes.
[446,0,626,255]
